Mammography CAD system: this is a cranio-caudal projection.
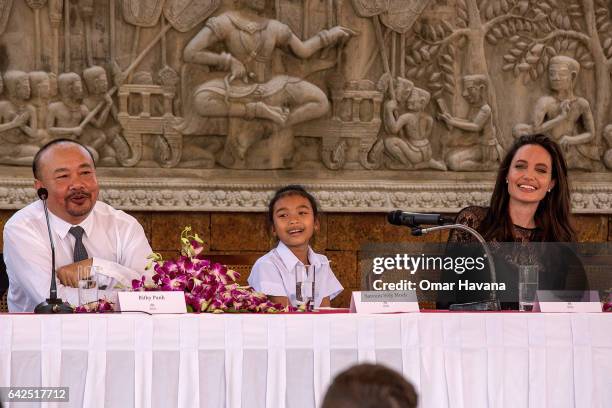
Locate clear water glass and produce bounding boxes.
[518,265,538,311]
[78,265,99,309]
[295,264,315,311]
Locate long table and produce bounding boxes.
[1,312,611,408]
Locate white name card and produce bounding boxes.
[533,290,602,313]
[118,291,187,314]
[350,291,419,314]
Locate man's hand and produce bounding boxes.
[57,258,93,288]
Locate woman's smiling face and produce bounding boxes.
[506,143,556,206]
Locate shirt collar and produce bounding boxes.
[275,241,322,271]
[48,202,96,239]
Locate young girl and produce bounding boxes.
[248,185,343,308]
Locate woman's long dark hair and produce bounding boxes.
[481,134,575,242]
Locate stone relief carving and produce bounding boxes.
[514,56,602,170]
[179,0,355,169]
[379,74,446,170]
[0,0,610,210]
[439,74,500,171]
[0,71,40,165]
[0,175,609,213]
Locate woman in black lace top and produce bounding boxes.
[437,134,586,309]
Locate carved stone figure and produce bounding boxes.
[603,124,612,170]
[0,71,40,165]
[117,70,184,168]
[0,0,611,215]
[381,76,445,170]
[180,0,355,169]
[514,56,601,171]
[82,66,130,166]
[438,74,500,171]
[46,72,92,149]
[28,71,52,144]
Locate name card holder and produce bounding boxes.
[118,291,187,314]
[350,291,420,314]
[533,290,602,313]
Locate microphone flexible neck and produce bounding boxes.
[41,199,57,300]
[417,224,500,310]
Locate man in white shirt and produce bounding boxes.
[3,139,152,312]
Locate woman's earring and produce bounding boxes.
[505,179,508,184]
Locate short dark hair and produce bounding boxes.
[267,185,319,224]
[32,138,95,179]
[322,363,418,408]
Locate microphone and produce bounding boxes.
[34,187,73,314]
[387,209,500,311]
[387,210,453,227]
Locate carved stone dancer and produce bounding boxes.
[0,71,40,165]
[180,0,355,169]
[382,77,446,170]
[514,56,601,171]
[82,66,130,166]
[29,71,52,144]
[438,74,500,171]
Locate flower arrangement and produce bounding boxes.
[603,289,612,312]
[131,227,284,313]
[74,299,114,313]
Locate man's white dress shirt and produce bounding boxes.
[248,242,343,308]
[4,200,152,312]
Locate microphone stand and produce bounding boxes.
[35,193,73,314]
[412,224,501,311]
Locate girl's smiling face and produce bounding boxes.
[272,194,319,250]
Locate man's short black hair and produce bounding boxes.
[32,138,95,179]
[322,363,418,408]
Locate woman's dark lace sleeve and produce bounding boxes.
[447,206,488,243]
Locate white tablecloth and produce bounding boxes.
[0,312,611,408]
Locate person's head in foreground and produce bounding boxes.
[33,139,99,225]
[321,363,418,408]
[485,133,574,242]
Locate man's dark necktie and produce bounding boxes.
[69,226,89,262]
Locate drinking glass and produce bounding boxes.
[78,265,99,309]
[295,264,315,311]
[518,265,538,311]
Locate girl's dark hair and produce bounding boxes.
[267,185,319,224]
[481,134,575,242]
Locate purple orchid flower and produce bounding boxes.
[132,275,146,291]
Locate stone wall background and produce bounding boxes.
[2,209,607,307]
